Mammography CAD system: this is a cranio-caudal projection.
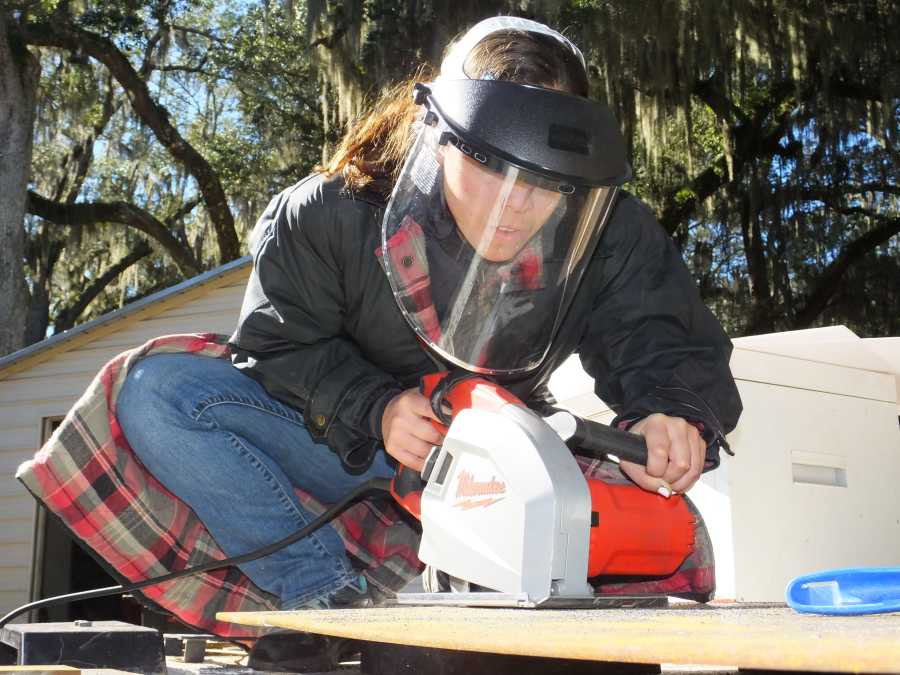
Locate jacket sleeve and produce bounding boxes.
[577,195,743,470]
[229,180,402,473]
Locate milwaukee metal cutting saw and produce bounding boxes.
[390,371,704,608]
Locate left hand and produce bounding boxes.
[620,413,705,496]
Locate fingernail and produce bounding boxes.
[657,484,672,498]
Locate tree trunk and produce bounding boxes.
[25,280,51,346]
[742,168,774,334]
[0,14,39,357]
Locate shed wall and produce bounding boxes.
[0,272,249,616]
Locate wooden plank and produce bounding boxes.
[7,349,117,381]
[0,590,30,616]
[0,428,41,452]
[159,286,245,319]
[0,519,31,544]
[0,449,35,474]
[0,540,33,567]
[218,605,900,673]
[0,566,29,592]
[0,372,97,405]
[0,403,72,430]
[0,478,34,500]
[85,319,225,352]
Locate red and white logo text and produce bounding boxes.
[453,470,506,509]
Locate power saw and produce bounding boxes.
[390,371,704,608]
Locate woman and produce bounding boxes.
[117,16,742,614]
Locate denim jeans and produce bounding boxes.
[116,353,395,609]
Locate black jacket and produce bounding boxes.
[229,173,742,473]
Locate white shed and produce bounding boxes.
[0,257,252,620]
[549,325,900,601]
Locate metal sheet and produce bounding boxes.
[218,604,900,673]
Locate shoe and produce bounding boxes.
[247,631,361,673]
[311,575,374,609]
[282,574,393,611]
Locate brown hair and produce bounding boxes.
[318,29,588,198]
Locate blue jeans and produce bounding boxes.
[116,353,395,609]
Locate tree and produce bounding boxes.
[2,0,323,351]
[0,10,39,355]
[20,10,241,261]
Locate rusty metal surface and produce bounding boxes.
[218,604,900,673]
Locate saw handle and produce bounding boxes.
[570,415,649,466]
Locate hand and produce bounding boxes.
[381,388,445,472]
[619,413,705,497]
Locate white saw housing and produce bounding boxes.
[414,404,594,606]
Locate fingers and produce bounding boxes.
[384,429,434,472]
[627,414,705,496]
[660,418,695,488]
[381,388,445,471]
[638,416,670,479]
[389,445,428,473]
[619,460,673,498]
[669,423,704,493]
[401,414,443,446]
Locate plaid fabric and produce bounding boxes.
[16,333,714,638]
[379,216,442,341]
[16,333,423,637]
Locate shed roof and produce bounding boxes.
[0,256,252,380]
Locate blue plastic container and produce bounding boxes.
[785,566,900,616]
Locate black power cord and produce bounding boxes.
[0,477,391,630]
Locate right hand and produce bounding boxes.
[381,388,445,472]
[620,413,705,497]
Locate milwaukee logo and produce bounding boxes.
[455,471,506,498]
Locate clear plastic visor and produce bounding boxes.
[381,126,618,374]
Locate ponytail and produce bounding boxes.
[317,68,432,198]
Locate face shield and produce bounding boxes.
[381,79,630,375]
